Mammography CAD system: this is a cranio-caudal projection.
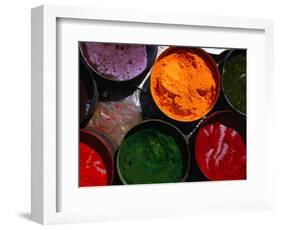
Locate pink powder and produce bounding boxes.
[85,43,148,81]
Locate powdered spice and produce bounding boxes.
[150,48,218,122]
[118,128,183,184]
[222,53,246,114]
[84,43,148,81]
[79,142,108,187]
[195,122,246,180]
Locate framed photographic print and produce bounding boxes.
[31,5,274,225]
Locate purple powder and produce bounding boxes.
[85,43,148,81]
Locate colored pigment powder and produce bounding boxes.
[150,48,218,122]
[195,122,246,180]
[118,129,183,184]
[79,142,108,186]
[222,53,246,114]
[84,43,148,81]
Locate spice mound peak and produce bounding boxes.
[151,48,218,122]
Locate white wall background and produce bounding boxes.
[0,0,280,229]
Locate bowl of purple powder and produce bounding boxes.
[80,42,157,83]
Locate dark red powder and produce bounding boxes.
[195,122,246,180]
[79,142,108,187]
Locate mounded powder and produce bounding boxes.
[118,128,184,184]
[150,48,218,122]
[84,43,148,81]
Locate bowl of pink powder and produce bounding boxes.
[80,42,157,83]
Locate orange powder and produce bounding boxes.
[150,48,218,122]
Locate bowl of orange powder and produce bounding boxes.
[150,47,221,122]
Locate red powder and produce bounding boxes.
[79,142,108,186]
[195,122,246,180]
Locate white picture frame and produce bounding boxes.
[31,4,274,225]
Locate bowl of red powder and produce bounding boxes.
[80,42,157,83]
[194,111,246,181]
[79,128,117,187]
[150,47,221,122]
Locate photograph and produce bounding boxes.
[29,3,276,225]
[78,42,247,186]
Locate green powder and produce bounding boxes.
[118,128,184,184]
[223,53,246,114]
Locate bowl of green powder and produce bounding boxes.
[222,49,246,115]
[117,119,190,185]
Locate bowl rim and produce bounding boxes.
[79,58,99,128]
[79,129,116,186]
[116,119,190,185]
[79,42,158,83]
[193,110,246,181]
[150,46,221,122]
[221,49,247,116]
